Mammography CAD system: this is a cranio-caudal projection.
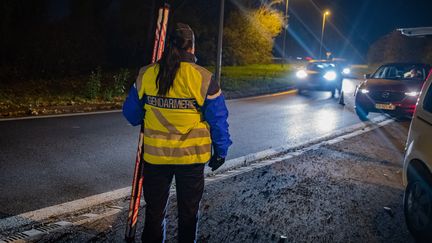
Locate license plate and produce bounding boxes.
[375,103,396,110]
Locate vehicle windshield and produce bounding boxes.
[372,64,428,81]
[306,62,336,71]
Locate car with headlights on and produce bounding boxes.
[295,61,343,98]
[354,63,431,120]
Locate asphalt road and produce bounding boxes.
[0,79,373,217]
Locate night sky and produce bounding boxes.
[282,0,432,62]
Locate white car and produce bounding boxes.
[401,27,432,241]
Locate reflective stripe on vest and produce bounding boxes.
[144,144,211,157]
[137,62,213,165]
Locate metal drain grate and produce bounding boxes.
[0,221,73,243]
[34,223,62,233]
[0,231,29,242]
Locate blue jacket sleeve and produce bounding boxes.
[203,94,232,158]
[122,85,145,126]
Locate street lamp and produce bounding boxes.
[215,0,225,85]
[282,0,289,64]
[319,10,330,60]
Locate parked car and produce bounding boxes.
[403,68,432,241]
[354,63,431,120]
[295,61,343,97]
[399,26,432,242]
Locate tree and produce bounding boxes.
[367,31,432,65]
[223,3,284,65]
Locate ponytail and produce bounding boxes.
[156,23,194,96]
[156,41,181,96]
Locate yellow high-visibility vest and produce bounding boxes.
[136,62,213,165]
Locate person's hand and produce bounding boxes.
[208,154,225,171]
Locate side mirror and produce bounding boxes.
[364,74,371,79]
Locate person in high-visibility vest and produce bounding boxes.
[123,23,232,243]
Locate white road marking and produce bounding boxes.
[231,89,297,101]
[0,110,122,122]
[0,115,390,233]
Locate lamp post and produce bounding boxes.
[282,0,289,63]
[319,10,330,60]
[215,0,225,85]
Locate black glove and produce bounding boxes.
[208,154,225,171]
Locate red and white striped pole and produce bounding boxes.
[152,4,170,63]
[125,2,170,242]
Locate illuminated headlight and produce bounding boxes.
[360,88,369,94]
[296,70,308,79]
[323,71,337,81]
[342,68,351,75]
[405,91,420,97]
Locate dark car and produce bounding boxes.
[295,61,343,97]
[354,63,431,120]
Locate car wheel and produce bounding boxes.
[404,174,432,242]
[355,104,369,121]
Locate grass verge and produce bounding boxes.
[215,64,295,99]
[0,64,295,118]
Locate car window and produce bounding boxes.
[372,64,428,81]
[373,66,386,78]
[307,62,335,71]
[424,82,432,113]
[307,63,325,71]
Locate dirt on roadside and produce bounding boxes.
[166,121,412,243]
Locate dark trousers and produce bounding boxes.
[141,162,205,243]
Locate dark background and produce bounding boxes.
[1,0,432,81]
[282,0,432,62]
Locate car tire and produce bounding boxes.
[355,105,369,121]
[404,173,432,242]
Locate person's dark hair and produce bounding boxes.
[156,23,194,96]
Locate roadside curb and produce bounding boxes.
[224,87,296,100]
[230,88,297,101]
[204,115,388,176]
[0,110,123,122]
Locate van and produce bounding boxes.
[403,73,432,241]
[400,27,432,241]
[400,27,432,242]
